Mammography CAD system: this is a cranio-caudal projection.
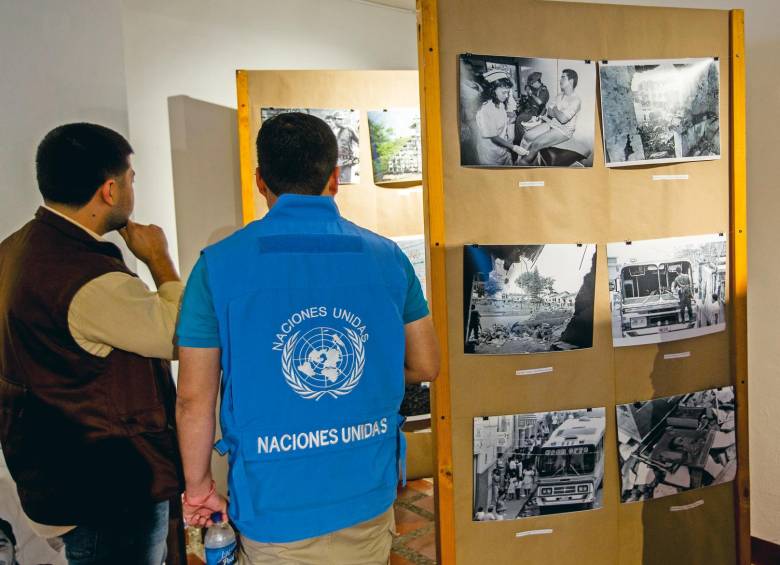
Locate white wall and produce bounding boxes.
[0,0,130,238]
[120,0,418,278]
[555,0,780,545]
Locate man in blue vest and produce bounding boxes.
[176,112,439,564]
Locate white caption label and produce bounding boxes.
[652,174,689,181]
[664,352,691,360]
[516,367,553,376]
[518,181,545,188]
[670,500,704,512]
[516,529,553,538]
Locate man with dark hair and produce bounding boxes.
[0,518,18,565]
[517,68,582,165]
[0,123,183,564]
[176,112,440,564]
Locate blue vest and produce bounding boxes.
[203,195,407,543]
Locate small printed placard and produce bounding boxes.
[516,529,554,538]
[652,174,690,181]
[670,500,704,512]
[518,181,545,188]
[515,367,553,376]
[663,352,692,360]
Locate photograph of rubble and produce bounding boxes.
[599,58,721,167]
[367,109,422,185]
[617,386,736,503]
[463,244,596,354]
[459,54,596,168]
[608,233,727,347]
[474,407,606,521]
[261,107,360,183]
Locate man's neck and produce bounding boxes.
[44,202,106,236]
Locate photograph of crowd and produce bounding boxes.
[617,386,736,503]
[459,54,596,168]
[463,244,596,355]
[473,407,606,521]
[608,233,727,347]
[260,107,360,183]
[599,58,721,167]
[367,109,422,185]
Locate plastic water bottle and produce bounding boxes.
[204,513,237,565]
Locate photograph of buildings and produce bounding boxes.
[474,408,606,521]
[459,54,596,168]
[599,58,721,166]
[367,109,422,185]
[608,234,727,347]
[463,244,596,354]
[260,107,360,183]
[617,387,736,502]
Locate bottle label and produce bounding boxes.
[205,541,237,565]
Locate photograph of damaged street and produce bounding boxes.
[617,386,737,503]
[463,244,596,354]
[473,408,606,521]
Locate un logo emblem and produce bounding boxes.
[282,326,366,400]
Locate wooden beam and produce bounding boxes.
[416,0,455,563]
[729,9,750,565]
[236,70,256,225]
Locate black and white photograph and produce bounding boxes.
[608,233,727,347]
[463,244,596,355]
[391,234,426,298]
[367,109,422,185]
[599,58,721,167]
[459,54,596,168]
[473,407,606,521]
[260,107,360,183]
[617,386,736,503]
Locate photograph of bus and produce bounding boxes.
[607,233,727,347]
[617,386,736,503]
[473,407,605,521]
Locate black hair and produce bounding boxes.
[562,68,579,89]
[35,123,133,207]
[256,112,338,196]
[487,77,514,106]
[0,517,16,546]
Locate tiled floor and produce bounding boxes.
[391,479,437,565]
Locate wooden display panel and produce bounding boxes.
[235,69,424,238]
[417,1,748,563]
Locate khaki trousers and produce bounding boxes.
[238,506,395,565]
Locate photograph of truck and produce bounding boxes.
[473,407,605,521]
[617,386,736,502]
[607,233,727,347]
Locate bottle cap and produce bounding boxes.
[211,512,222,523]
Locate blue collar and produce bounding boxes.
[265,194,341,221]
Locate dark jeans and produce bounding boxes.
[61,501,169,565]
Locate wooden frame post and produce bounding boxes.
[417,0,456,563]
[236,70,256,224]
[729,9,750,565]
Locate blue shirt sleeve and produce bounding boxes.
[176,256,221,348]
[400,251,429,324]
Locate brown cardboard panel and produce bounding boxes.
[618,482,736,565]
[453,413,621,565]
[448,244,615,417]
[614,332,732,405]
[243,70,424,238]
[433,0,734,563]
